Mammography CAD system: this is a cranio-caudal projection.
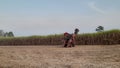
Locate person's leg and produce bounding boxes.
[71,40,75,47]
[71,42,75,47]
[64,39,69,47]
[68,39,72,47]
[64,43,67,47]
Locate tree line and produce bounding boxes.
[0,30,14,37]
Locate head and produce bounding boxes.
[74,28,79,34]
[64,32,69,36]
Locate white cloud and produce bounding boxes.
[88,2,106,14]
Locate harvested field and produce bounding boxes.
[0,45,120,68]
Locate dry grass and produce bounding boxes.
[0,45,120,68]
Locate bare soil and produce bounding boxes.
[0,45,120,68]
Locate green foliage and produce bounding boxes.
[0,30,4,37]
[0,29,120,45]
[8,32,14,37]
[96,26,104,32]
[0,30,14,37]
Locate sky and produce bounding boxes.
[0,0,120,36]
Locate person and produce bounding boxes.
[63,32,72,47]
[63,28,79,47]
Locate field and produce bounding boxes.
[0,29,120,45]
[0,45,120,68]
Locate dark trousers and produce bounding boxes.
[64,39,75,47]
[64,39,69,47]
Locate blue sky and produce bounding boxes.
[0,0,120,36]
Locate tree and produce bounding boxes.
[0,30,5,37]
[0,30,14,37]
[8,32,14,37]
[4,32,9,37]
[96,26,104,32]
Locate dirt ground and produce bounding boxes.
[0,45,120,68]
